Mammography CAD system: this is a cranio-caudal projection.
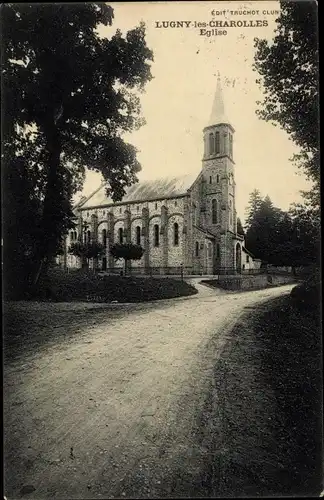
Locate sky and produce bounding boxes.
[79,0,311,223]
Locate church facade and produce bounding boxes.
[61,78,261,275]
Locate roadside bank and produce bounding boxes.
[197,295,322,497]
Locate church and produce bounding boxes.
[61,77,261,275]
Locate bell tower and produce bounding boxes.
[201,75,237,270]
[203,76,235,164]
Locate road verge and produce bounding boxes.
[198,295,322,497]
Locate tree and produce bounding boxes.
[245,194,284,263]
[109,243,144,275]
[288,203,320,267]
[244,192,319,270]
[270,208,319,271]
[236,217,245,237]
[244,189,263,229]
[68,241,105,269]
[2,3,153,288]
[254,1,319,204]
[268,212,296,267]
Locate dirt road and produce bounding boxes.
[4,284,294,499]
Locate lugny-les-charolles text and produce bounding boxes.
[155,20,269,29]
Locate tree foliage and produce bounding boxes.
[244,192,319,268]
[110,243,144,262]
[110,243,144,274]
[236,217,245,236]
[245,195,282,262]
[244,189,263,230]
[287,202,320,266]
[254,1,319,200]
[2,3,153,291]
[68,241,105,267]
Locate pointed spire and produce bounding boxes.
[208,74,230,126]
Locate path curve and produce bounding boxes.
[4,284,294,499]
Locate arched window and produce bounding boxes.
[70,231,74,241]
[212,199,218,224]
[195,241,199,257]
[74,231,77,240]
[174,223,179,246]
[102,229,107,248]
[216,243,220,258]
[136,226,141,245]
[118,227,123,244]
[192,204,196,226]
[215,131,220,154]
[208,243,212,257]
[236,243,242,273]
[216,174,219,184]
[209,133,214,155]
[154,224,159,247]
[229,134,233,157]
[87,230,91,243]
[209,176,212,184]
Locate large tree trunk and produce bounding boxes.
[33,120,62,286]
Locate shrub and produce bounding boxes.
[290,272,321,312]
[109,243,144,274]
[30,269,197,303]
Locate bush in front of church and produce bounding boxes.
[33,268,198,303]
[109,243,144,276]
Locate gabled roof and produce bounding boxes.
[242,246,256,259]
[78,173,198,209]
[194,225,216,240]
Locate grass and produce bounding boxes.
[250,295,322,496]
[290,271,321,312]
[29,268,198,303]
[195,292,322,498]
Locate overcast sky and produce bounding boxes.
[80,1,311,222]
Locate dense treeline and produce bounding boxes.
[252,1,319,274]
[244,190,319,269]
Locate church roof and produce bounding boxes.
[78,173,198,209]
[208,76,230,127]
[242,246,256,258]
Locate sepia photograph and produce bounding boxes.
[2,1,322,498]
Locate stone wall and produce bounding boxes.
[191,227,210,274]
[67,196,188,271]
[214,274,296,291]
